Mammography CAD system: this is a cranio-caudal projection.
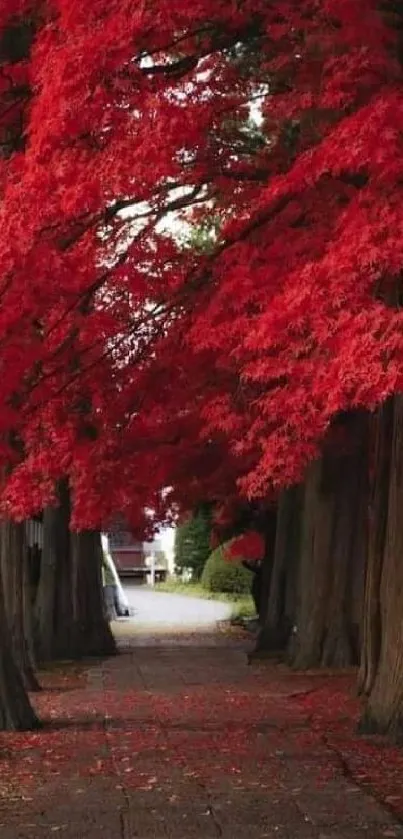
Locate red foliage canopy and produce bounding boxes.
[225,531,265,563]
[0,1,401,528]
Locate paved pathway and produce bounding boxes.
[0,594,402,838]
[121,585,233,629]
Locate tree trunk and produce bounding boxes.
[257,509,278,627]
[0,538,40,730]
[290,458,335,669]
[291,415,367,670]
[35,482,76,661]
[256,486,301,652]
[36,487,116,662]
[358,400,392,696]
[320,455,360,668]
[347,443,368,666]
[361,396,403,737]
[34,504,59,661]
[71,530,116,658]
[0,520,40,691]
[23,534,41,689]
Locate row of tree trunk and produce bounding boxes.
[0,482,115,730]
[3,397,403,736]
[255,398,403,740]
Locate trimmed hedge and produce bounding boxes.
[201,542,252,594]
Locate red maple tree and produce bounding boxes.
[0,0,398,516]
[0,0,403,734]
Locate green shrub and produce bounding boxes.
[201,543,252,594]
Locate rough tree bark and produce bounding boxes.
[0,526,40,730]
[34,482,74,661]
[0,520,40,691]
[256,508,278,628]
[358,400,392,697]
[36,484,116,661]
[23,537,41,688]
[255,486,301,652]
[361,396,403,737]
[347,439,369,667]
[290,458,335,669]
[320,455,361,668]
[291,414,368,670]
[71,530,116,658]
[34,505,59,661]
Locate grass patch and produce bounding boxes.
[155,578,256,621]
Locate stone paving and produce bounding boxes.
[0,601,403,837]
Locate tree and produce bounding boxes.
[35,483,115,661]
[359,397,403,737]
[0,518,41,729]
[1,519,40,691]
[174,506,212,580]
[0,596,40,730]
[255,485,301,654]
[0,0,384,517]
[0,0,402,739]
[291,415,368,670]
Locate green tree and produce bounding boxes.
[174,507,212,581]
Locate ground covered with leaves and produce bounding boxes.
[0,631,402,838]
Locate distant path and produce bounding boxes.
[121,583,233,630]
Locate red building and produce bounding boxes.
[108,528,147,581]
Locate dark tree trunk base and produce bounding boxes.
[21,662,42,693]
[0,628,41,731]
[72,620,117,660]
[0,704,41,732]
[247,647,282,664]
[321,627,356,669]
[254,620,292,655]
[357,710,403,743]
